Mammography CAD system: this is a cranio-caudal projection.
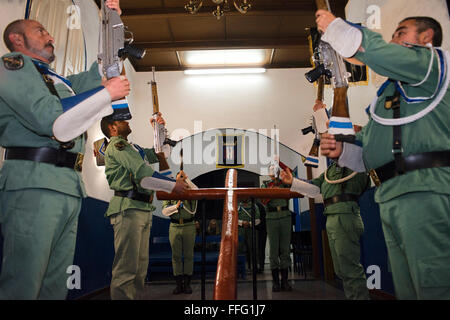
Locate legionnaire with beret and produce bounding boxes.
[0,0,128,300]
[101,114,187,300]
[162,177,198,295]
[261,171,293,292]
[237,199,261,273]
[316,10,450,299]
[281,122,371,300]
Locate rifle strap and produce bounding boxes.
[387,85,405,174]
[33,63,61,98]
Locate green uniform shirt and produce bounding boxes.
[238,201,260,222]
[0,53,102,197]
[310,162,370,215]
[162,200,197,223]
[104,136,160,216]
[260,179,291,219]
[353,28,450,203]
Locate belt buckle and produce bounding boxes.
[180,218,183,224]
[277,206,281,212]
[74,153,84,172]
[369,169,381,187]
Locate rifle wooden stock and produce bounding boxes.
[315,0,330,11]
[156,152,170,171]
[150,73,170,172]
[331,86,349,117]
[308,140,320,158]
[317,75,324,101]
[180,148,184,171]
[151,81,159,114]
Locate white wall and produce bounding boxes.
[0,0,27,56]
[85,66,325,202]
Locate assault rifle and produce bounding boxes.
[302,75,328,168]
[305,0,355,142]
[93,1,146,166]
[98,0,145,120]
[149,67,177,172]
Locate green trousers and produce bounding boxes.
[379,191,450,300]
[110,209,152,300]
[0,189,81,300]
[326,213,369,300]
[169,222,196,276]
[238,226,259,269]
[266,215,291,270]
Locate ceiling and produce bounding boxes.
[119,0,349,72]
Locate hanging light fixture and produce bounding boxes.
[184,0,252,20]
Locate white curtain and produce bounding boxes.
[29,0,86,76]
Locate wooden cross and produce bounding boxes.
[156,168,303,300]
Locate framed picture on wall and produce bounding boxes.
[216,133,245,169]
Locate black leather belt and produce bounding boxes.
[324,193,359,207]
[170,217,194,224]
[114,190,151,203]
[268,205,289,212]
[369,150,450,186]
[4,147,83,172]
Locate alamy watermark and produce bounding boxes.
[66,265,81,290]
[66,4,81,30]
[166,121,281,175]
[366,5,381,30]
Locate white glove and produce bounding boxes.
[321,18,362,58]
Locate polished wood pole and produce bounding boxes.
[156,169,303,299]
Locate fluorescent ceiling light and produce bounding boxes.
[184,68,266,75]
[181,49,269,67]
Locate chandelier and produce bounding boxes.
[185,0,252,20]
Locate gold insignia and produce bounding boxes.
[74,153,84,172]
[369,169,381,187]
[3,55,24,70]
[115,142,126,151]
[384,100,392,109]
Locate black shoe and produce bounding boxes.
[280,268,292,291]
[271,268,280,292]
[172,275,184,295]
[183,275,192,294]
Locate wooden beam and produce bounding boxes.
[121,1,348,20]
[133,39,310,51]
[122,5,318,20]
[132,62,312,72]
[156,187,303,201]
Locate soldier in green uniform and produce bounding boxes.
[261,174,293,292]
[162,178,198,295]
[100,116,187,300]
[237,199,261,272]
[281,156,371,300]
[0,0,128,300]
[316,11,450,299]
